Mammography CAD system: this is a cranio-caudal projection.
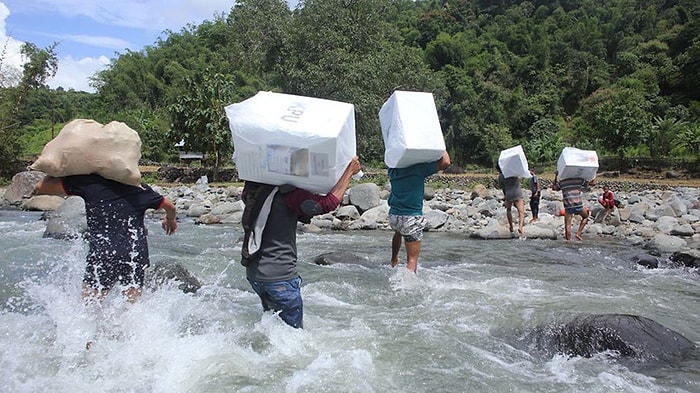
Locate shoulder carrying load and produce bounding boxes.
[379,90,446,169]
[557,147,598,181]
[30,119,142,186]
[225,91,357,195]
[498,145,530,178]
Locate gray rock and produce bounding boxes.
[336,205,360,220]
[210,200,244,216]
[3,171,45,206]
[632,254,659,269]
[186,203,211,217]
[669,249,700,268]
[646,234,688,253]
[195,213,220,225]
[670,224,695,237]
[522,224,558,240]
[22,195,65,211]
[144,260,202,294]
[359,203,389,224]
[347,183,381,213]
[312,251,372,266]
[424,209,448,230]
[44,196,87,239]
[511,314,695,363]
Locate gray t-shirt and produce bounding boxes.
[498,174,523,202]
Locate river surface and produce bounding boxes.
[0,210,698,393]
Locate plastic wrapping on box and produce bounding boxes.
[225,91,357,194]
[557,147,599,180]
[498,145,530,178]
[379,91,446,168]
[30,119,142,186]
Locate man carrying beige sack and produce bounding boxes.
[32,119,178,305]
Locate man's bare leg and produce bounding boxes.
[515,199,525,235]
[505,201,514,232]
[391,231,402,267]
[123,286,142,303]
[82,283,108,305]
[576,211,589,241]
[564,213,573,241]
[405,240,422,273]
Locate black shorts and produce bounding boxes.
[83,259,148,290]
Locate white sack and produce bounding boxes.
[498,145,530,178]
[557,147,599,181]
[225,91,357,195]
[379,91,446,168]
[30,119,142,186]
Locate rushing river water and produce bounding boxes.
[0,210,698,393]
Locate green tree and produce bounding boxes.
[677,123,700,155]
[0,42,57,178]
[168,71,262,180]
[649,116,685,158]
[576,87,651,156]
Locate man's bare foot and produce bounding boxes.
[529,218,538,223]
[391,259,400,268]
[575,233,583,241]
[518,227,523,236]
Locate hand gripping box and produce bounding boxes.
[225,91,357,195]
[379,91,446,168]
[498,145,530,178]
[557,147,599,181]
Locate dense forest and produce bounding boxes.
[1,0,699,181]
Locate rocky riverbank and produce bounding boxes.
[2,170,699,268]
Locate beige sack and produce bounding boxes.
[30,119,142,186]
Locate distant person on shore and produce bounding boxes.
[240,157,362,328]
[528,169,540,223]
[598,185,615,219]
[497,164,525,236]
[34,174,178,304]
[552,171,596,241]
[389,151,451,273]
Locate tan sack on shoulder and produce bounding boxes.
[30,119,142,186]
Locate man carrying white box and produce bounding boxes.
[227,91,364,328]
[552,147,598,241]
[379,91,451,273]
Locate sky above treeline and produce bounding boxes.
[0,0,244,92]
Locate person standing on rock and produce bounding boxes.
[552,171,596,241]
[528,169,540,223]
[34,174,178,304]
[497,164,525,236]
[389,151,451,273]
[240,157,362,329]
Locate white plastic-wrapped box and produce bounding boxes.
[498,145,530,178]
[225,91,357,194]
[379,91,446,168]
[557,147,599,180]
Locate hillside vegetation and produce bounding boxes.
[1,0,699,181]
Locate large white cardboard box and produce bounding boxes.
[379,91,446,168]
[557,147,599,180]
[498,145,530,178]
[225,91,357,194]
